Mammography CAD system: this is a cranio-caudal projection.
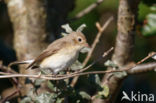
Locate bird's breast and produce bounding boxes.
[39,49,79,73]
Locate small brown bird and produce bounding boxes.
[24,31,89,74]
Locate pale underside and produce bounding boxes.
[39,47,79,74]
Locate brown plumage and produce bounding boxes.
[26,32,89,74]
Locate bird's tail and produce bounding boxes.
[8,60,34,68]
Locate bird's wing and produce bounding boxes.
[26,39,67,69]
[26,49,58,69]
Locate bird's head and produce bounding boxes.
[67,32,90,51]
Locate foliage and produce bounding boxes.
[142,13,156,36]
[138,2,156,36]
[19,73,112,103]
[142,6,156,36]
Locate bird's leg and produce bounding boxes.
[66,67,71,74]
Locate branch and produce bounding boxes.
[128,62,156,74]
[70,17,114,87]
[74,0,104,19]
[0,62,155,80]
[0,62,19,86]
[0,52,155,80]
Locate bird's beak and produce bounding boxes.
[84,43,90,48]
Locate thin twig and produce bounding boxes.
[0,64,19,85]
[0,62,154,80]
[123,52,156,71]
[80,47,114,72]
[83,17,114,66]
[0,72,12,75]
[70,17,114,87]
[0,52,155,80]
[74,0,104,19]
[100,52,156,73]
[0,63,18,74]
[0,63,20,92]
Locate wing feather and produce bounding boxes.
[26,39,67,69]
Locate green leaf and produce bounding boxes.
[35,92,55,103]
[61,24,73,34]
[34,79,45,86]
[47,81,57,92]
[70,60,83,71]
[142,13,156,36]
[142,5,156,36]
[76,100,80,103]
[20,97,32,103]
[79,91,91,100]
[95,74,101,85]
[98,84,109,98]
[104,60,118,68]
[114,71,127,78]
[80,47,91,53]
[150,6,156,11]
[56,98,64,103]
[138,2,151,21]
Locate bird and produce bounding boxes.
[10,31,89,74]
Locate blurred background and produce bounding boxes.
[0,0,156,102]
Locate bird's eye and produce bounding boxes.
[78,37,82,42]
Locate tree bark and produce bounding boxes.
[93,0,140,103]
[5,0,48,96]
